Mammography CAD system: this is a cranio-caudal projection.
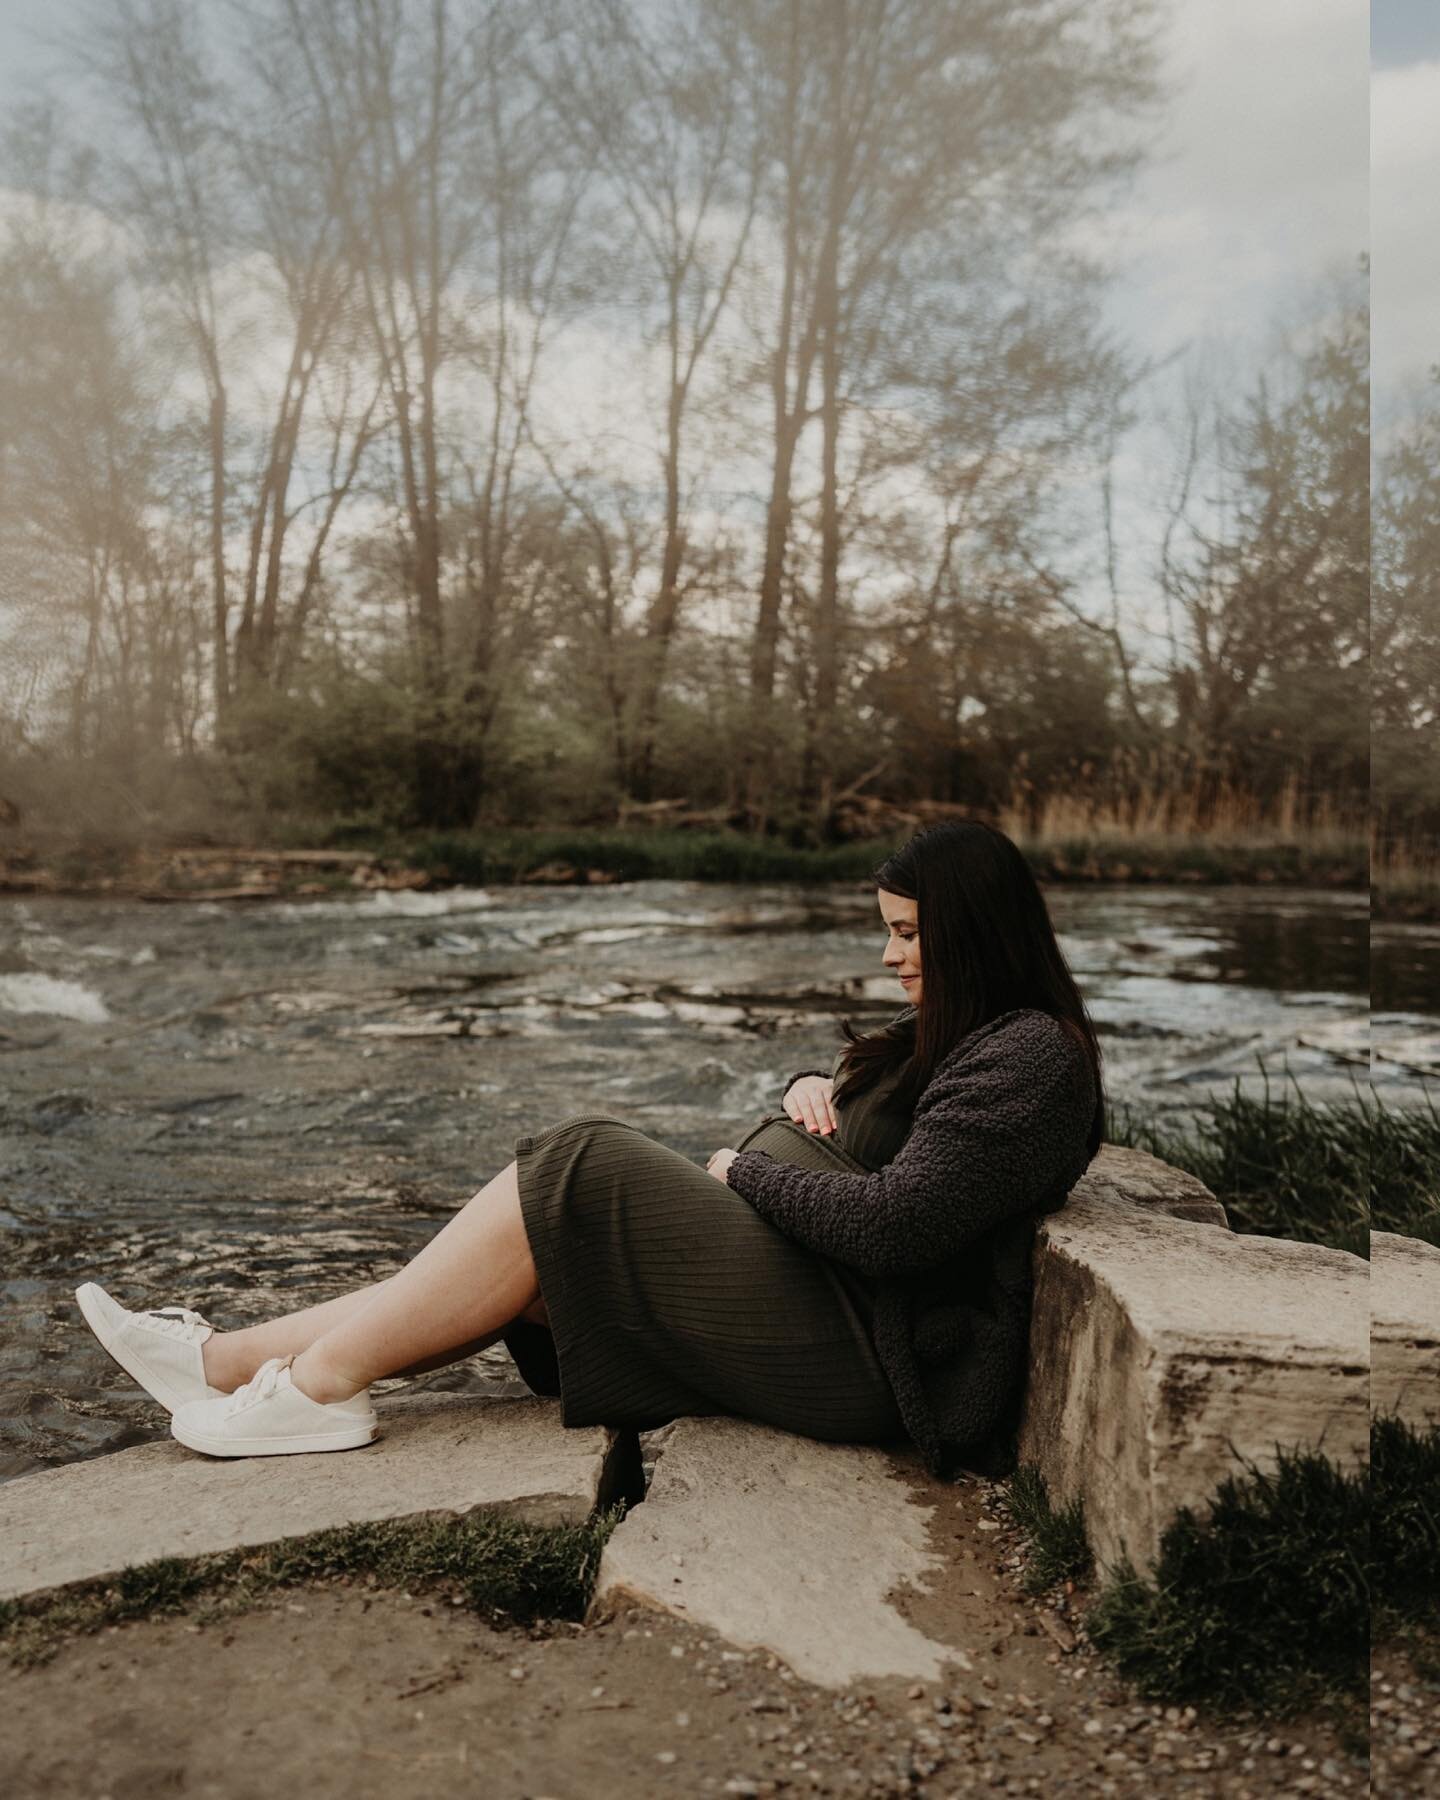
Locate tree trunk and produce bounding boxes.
[631,371,686,802]
[804,144,845,825]
[207,389,229,723]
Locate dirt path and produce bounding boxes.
[2,1542,1371,1798]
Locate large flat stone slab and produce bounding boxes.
[1017,1191,1368,1577]
[1372,1230,1440,1427]
[589,1416,969,1688]
[0,1394,624,1602]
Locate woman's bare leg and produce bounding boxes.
[284,1159,541,1404]
[200,1162,549,1395]
[201,1280,395,1391]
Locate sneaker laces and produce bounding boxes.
[140,1305,213,1341]
[222,1354,294,1416]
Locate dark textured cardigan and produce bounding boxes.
[725,1007,1099,1480]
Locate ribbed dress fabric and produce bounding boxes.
[499,1048,911,1444]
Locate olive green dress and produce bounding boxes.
[499,1049,913,1443]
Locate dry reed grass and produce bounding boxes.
[1372,834,1440,900]
[1000,751,1363,852]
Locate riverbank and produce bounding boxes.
[0,824,1370,904]
[1110,1083,1440,1255]
[1,1470,1371,1800]
[1373,859,1440,924]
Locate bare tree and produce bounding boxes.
[723,0,1160,824]
[529,0,762,800]
[85,0,239,723]
[1154,278,1369,822]
[0,119,207,788]
[1373,378,1440,855]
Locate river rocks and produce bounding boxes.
[1371,1230,1440,1427]
[1017,1191,1368,1576]
[1069,1143,1229,1227]
[0,1394,624,1603]
[589,1416,968,1688]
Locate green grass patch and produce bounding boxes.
[35,819,1369,891]
[1004,1466,1094,1594]
[1371,1087,1440,1245]
[0,1503,626,1669]
[1108,1066,1440,1255]
[375,828,899,886]
[1373,1412,1440,1633]
[351,825,1365,889]
[1084,1445,1369,1720]
[1023,834,1364,890]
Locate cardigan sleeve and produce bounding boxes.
[728,1012,1094,1280]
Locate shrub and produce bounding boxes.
[1085,1445,1369,1716]
[1372,1411,1440,1628]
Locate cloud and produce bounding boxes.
[1372,59,1440,397]
[1087,0,1366,363]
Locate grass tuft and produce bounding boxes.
[1004,1466,1094,1594]
[1372,1411,1440,1631]
[1084,1444,1369,1718]
[1108,1064,1440,1255]
[0,1503,627,1669]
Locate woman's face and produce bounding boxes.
[878,890,922,1005]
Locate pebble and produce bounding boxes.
[1373,1641,1440,1794]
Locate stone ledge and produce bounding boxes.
[1018,1189,1368,1577]
[1071,1143,1228,1228]
[1371,1229,1440,1428]
[591,1417,968,1688]
[0,1394,624,1604]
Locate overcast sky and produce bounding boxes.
[0,0,1428,631]
[1097,0,1366,368]
[1372,0,1440,407]
[0,3,1402,382]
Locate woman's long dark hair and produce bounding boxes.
[833,820,1106,1158]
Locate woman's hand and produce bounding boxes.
[785,1074,837,1135]
[706,1147,738,1182]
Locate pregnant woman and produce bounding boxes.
[75,819,1104,1481]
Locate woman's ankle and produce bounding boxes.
[288,1348,366,1406]
[200,1330,241,1393]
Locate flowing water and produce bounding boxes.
[0,880,1425,1485]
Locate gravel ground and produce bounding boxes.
[1371,1635,1440,1798]
[1,1471,1374,1798]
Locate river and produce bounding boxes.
[0,880,1428,1485]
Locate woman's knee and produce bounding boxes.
[519,1112,644,1158]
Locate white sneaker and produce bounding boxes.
[75,1282,228,1414]
[171,1355,380,1458]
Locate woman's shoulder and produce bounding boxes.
[931,1008,1085,1086]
